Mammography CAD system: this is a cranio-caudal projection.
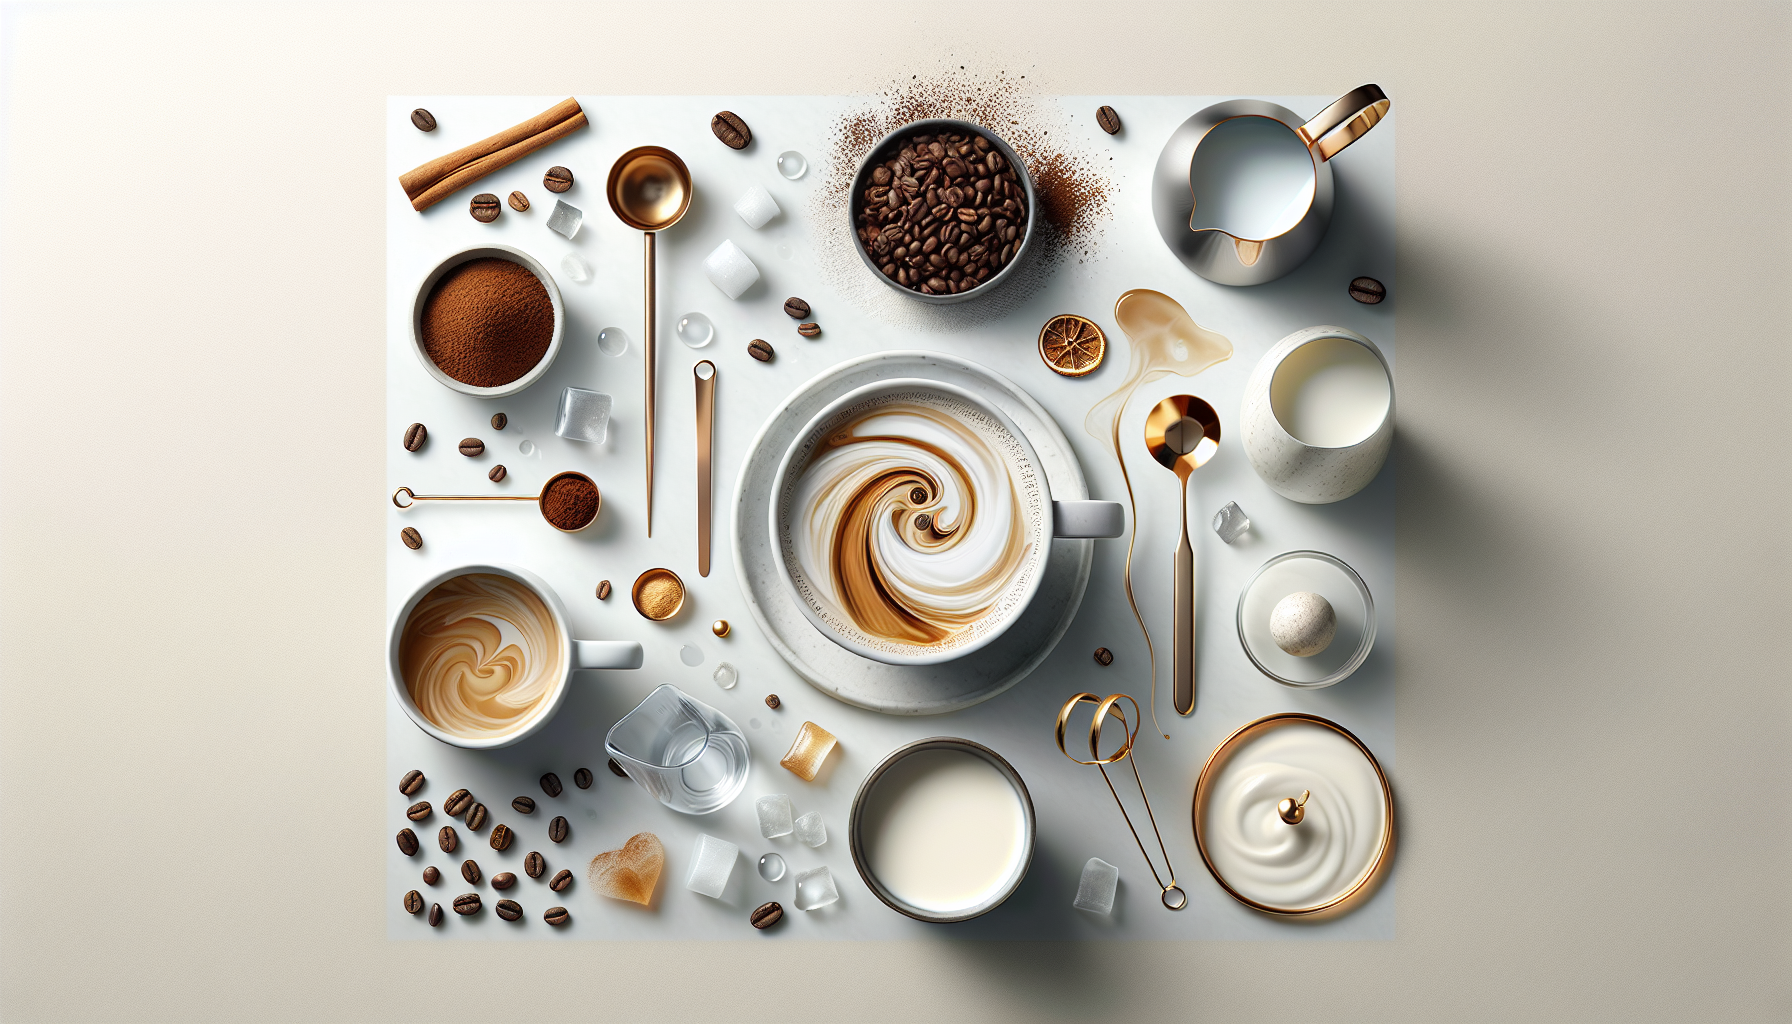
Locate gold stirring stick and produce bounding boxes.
[1055,692,1187,910]
[694,360,716,576]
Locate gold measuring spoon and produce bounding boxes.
[1144,395,1221,717]
[694,360,716,577]
[392,470,601,533]
[606,146,693,538]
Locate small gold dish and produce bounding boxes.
[631,568,686,621]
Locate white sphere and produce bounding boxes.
[1270,591,1337,657]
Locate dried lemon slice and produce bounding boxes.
[1038,314,1107,377]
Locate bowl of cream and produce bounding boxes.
[849,738,1036,923]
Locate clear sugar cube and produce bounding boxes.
[685,833,738,898]
[756,794,794,839]
[733,184,781,228]
[546,199,583,239]
[792,865,839,911]
[702,239,760,299]
[554,387,612,444]
[1073,857,1119,914]
[793,810,827,848]
[1212,501,1251,544]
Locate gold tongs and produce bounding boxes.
[1056,692,1187,910]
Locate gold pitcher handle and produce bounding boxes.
[1297,84,1389,162]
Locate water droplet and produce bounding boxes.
[776,243,795,261]
[749,717,761,729]
[597,327,629,357]
[713,661,738,689]
[758,853,786,881]
[776,150,808,180]
[676,312,714,349]
[679,644,704,667]
[518,439,535,456]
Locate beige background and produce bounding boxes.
[1,1,1787,1020]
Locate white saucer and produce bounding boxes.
[730,351,1094,715]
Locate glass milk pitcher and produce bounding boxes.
[605,684,750,814]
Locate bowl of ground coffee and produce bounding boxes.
[411,245,565,398]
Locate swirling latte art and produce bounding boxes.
[398,573,565,738]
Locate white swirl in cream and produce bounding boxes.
[398,573,565,738]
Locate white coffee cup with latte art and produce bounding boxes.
[771,380,1123,666]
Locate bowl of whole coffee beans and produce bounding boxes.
[410,244,566,399]
[849,119,1036,304]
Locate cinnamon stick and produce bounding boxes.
[399,98,588,212]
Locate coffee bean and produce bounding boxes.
[404,890,424,914]
[765,694,781,709]
[1096,105,1123,134]
[507,191,529,212]
[461,859,481,885]
[396,828,419,856]
[423,866,440,885]
[573,768,593,790]
[597,580,612,600]
[550,869,573,892]
[750,901,784,929]
[1349,276,1387,304]
[524,851,546,878]
[400,527,422,550]
[403,423,427,452]
[489,823,513,850]
[540,773,563,798]
[543,166,573,193]
[544,906,570,926]
[1094,647,1114,666]
[511,796,536,814]
[491,412,508,430]
[548,816,569,843]
[495,899,522,921]
[797,322,821,338]
[608,758,628,778]
[458,438,484,457]
[453,893,482,915]
[411,109,437,132]
[406,801,432,821]
[471,194,501,223]
[492,872,516,890]
[488,465,507,482]
[783,296,811,319]
[444,789,473,817]
[438,826,458,853]
[465,802,487,832]
[748,339,774,362]
[710,111,752,149]
[399,769,425,795]
[428,903,444,926]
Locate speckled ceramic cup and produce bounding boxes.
[1240,326,1393,504]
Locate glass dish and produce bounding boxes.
[1236,550,1375,688]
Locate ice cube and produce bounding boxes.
[685,833,738,898]
[554,387,612,444]
[779,721,838,781]
[713,661,739,690]
[756,794,794,839]
[546,200,583,239]
[702,240,760,299]
[1212,501,1251,544]
[793,811,827,848]
[587,832,664,906]
[792,865,838,911]
[560,251,592,283]
[733,184,781,228]
[1073,857,1119,914]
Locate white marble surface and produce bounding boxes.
[386,94,1395,940]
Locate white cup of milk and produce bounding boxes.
[1240,326,1393,504]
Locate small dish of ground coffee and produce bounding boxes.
[410,245,564,398]
[539,471,602,532]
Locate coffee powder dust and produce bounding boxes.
[540,474,599,531]
[421,258,554,387]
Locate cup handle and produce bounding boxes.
[1052,500,1125,539]
[574,640,644,670]
[1297,84,1390,162]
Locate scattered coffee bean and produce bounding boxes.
[459,438,485,457]
[765,694,781,709]
[423,866,441,886]
[492,872,517,890]
[489,823,513,850]
[461,859,481,885]
[783,296,811,319]
[399,768,425,795]
[524,851,546,878]
[543,166,573,193]
[511,796,536,814]
[491,412,508,430]
[465,802,488,832]
[797,322,821,338]
[488,465,507,482]
[608,758,628,778]
[406,801,432,821]
[470,194,501,223]
[404,889,424,914]
[444,789,473,817]
[453,893,482,916]
[597,580,612,600]
[548,816,569,843]
[1349,276,1387,304]
[1096,105,1123,135]
[428,903,444,926]
[1094,647,1114,666]
[573,768,593,790]
[507,191,529,212]
[710,111,752,149]
[544,906,570,926]
[396,828,419,856]
[438,826,458,853]
[540,773,563,798]
[403,423,428,452]
[748,339,774,362]
[495,899,523,921]
[411,108,437,133]
[400,527,422,550]
[550,869,573,893]
[750,901,784,929]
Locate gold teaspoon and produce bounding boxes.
[1144,395,1221,717]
